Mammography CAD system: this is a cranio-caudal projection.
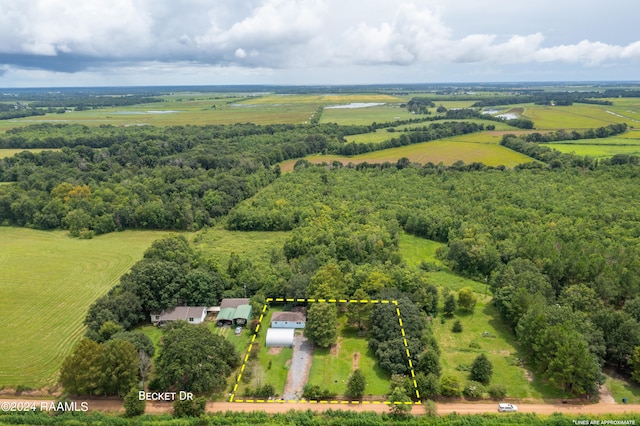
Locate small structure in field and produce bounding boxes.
[271,311,306,329]
[216,298,252,327]
[266,328,295,347]
[150,306,207,326]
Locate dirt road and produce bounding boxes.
[3,398,640,416]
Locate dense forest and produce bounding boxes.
[224,162,640,396]
[4,111,640,400]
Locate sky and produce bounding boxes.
[0,0,639,87]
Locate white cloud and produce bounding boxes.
[0,0,638,85]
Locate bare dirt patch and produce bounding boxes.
[330,339,341,356]
[524,370,534,382]
[268,347,283,355]
[352,352,360,370]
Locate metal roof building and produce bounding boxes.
[265,328,295,347]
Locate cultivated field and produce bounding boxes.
[0,228,170,388]
[279,140,534,171]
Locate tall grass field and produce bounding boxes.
[0,228,168,389]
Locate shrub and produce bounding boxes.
[423,399,438,416]
[463,381,485,399]
[488,384,507,400]
[123,388,145,417]
[440,374,461,397]
[452,320,463,333]
[173,396,206,418]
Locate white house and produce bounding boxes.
[266,328,295,347]
[270,311,306,329]
[150,306,207,325]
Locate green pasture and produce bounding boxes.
[307,315,390,397]
[321,105,410,125]
[280,140,534,171]
[194,227,290,270]
[434,297,565,399]
[0,148,60,158]
[398,233,444,268]
[525,104,632,130]
[0,228,169,388]
[541,143,640,158]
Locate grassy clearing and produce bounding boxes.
[280,140,533,171]
[194,226,290,269]
[0,148,60,158]
[434,299,565,399]
[541,143,640,158]
[0,228,169,388]
[399,233,561,398]
[307,315,390,397]
[398,233,444,268]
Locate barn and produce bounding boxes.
[265,328,295,347]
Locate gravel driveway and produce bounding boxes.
[282,332,313,400]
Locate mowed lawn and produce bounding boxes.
[0,228,168,388]
[307,315,390,397]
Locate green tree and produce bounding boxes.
[631,346,640,383]
[416,350,441,377]
[155,322,239,393]
[443,293,457,317]
[451,320,463,333]
[59,338,103,396]
[98,339,139,396]
[304,303,338,347]
[307,262,348,299]
[388,387,412,416]
[415,372,439,400]
[97,321,124,342]
[470,353,493,385]
[457,287,477,312]
[345,369,366,399]
[346,288,373,330]
[123,387,146,417]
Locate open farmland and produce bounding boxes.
[280,140,534,171]
[541,131,640,158]
[0,228,169,388]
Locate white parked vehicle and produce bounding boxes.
[498,403,518,412]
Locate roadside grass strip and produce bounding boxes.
[230,298,420,405]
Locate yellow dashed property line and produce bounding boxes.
[230,298,424,405]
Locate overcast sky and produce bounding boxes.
[1,0,639,87]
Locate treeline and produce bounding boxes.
[331,121,485,156]
[472,92,613,107]
[0,123,372,236]
[519,123,627,143]
[225,164,640,395]
[500,133,639,169]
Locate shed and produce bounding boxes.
[233,304,252,326]
[266,328,295,347]
[271,311,306,329]
[216,308,236,326]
